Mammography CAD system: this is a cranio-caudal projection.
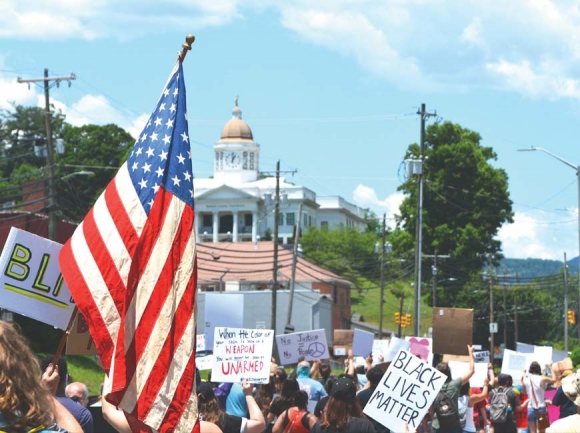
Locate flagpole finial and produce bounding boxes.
[179,34,195,62]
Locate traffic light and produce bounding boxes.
[401,314,407,328]
[395,312,400,324]
[568,310,576,325]
[406,313,412,325]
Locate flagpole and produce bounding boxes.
[178,34,195,62]
[51,307,79,366]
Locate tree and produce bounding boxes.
[397,121,514,306]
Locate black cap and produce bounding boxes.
[330,376,357,400]
[197,381,215,403]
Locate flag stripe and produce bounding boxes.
[59,60,197,432]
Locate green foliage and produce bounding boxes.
[500,258,576,278]
[571,347,580,368]
[397,121,514,306]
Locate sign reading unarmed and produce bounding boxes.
[363,348,446,432]
[276,329,329,364]
[0,227,75,330]
[211,327,274,384]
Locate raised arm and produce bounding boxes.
[461,345,475,385]
[242,380,266,433]
[469,377,489,405]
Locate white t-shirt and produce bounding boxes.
[524,375,547,408]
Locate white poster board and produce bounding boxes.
[516,342,534,353]
[363,348,446,432]
[372,339,390,364]
[196,334,206,351]
[501,349,532,381]
[384,336,410,362]
[276,329,329,364]
[353,329,374,357]
[204,293,244,350]
[196,354,215,370]
[211,327,274,383]
[533,346,553,368]
[0,227,75,330]
[449,360,488,388]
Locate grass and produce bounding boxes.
[39,354,105,397]
[350,277,434,337]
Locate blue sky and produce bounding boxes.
[1,1,579,261]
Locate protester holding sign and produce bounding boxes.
[431,345,475,433]
[0,321,82,433]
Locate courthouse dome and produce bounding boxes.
[220,97,253,141]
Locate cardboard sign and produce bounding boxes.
[474,351,490,364]
[276,329,329,364]
[333,329,354,356]
[211,327,274,383]
[432,308,473,355]
[66,313,98,355]
[372,339,390,363]
[363,349,446,432]
[204,293,244,350]
[353,329,374,357]
[0,227,75,330]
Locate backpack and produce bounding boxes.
[457,395,468,429]
[489,387,509,424]
[433,383,460,429]
[283,407,310,433]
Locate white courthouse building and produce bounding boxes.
[194,100,367,243]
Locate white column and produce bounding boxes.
[212,212,219,243]
[233,212,239,242]
[252,211,258,242]
[195,212,200,242]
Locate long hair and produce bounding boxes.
[0,321,55,432]
[320,396,364,430]
[197,396,221,424]
[529,361,542,376]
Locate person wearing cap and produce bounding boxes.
[197,379,266,433]
[552,369,578,420]
[546,368,580,432]
[310,376,375,433]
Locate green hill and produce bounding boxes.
[500,257,578,279]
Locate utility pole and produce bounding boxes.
[413,103,436,337]
[271,160,280,333]
[398,292,404,338]
[18,69,76,241]
[285,204,302,334]
[564,252,569,353]
[514,295,518,345]
[488,254,495,354]
[503,269,508,349]
[424,251,450,308]
[378,213,386,339]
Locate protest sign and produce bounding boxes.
[405,336,433,365]
[211,327,274,383]
[501,349,532,380]
[432,307,473,355]
[204,293,244,350]
[474,350,490,364]
[534,345,553,368]
[353,329,374,357]
[516,342,534,353]
[448,360,488,388]
[372,339,390,363]
[0,227,75,330]
[196,334,206,352]
[363,348,446,432]
[66,313,97,355]
[332,329,353,357]
[196,353,215,371]
[384,336,410,362]
[276,329,329,364]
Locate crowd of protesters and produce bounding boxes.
[2,319,580,433]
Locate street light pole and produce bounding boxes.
[518,146,580,333]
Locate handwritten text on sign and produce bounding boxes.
[363,348,446,432]
[211,327,273,384]
[275,329,329,364]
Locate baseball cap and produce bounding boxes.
[330,376,357,400]
[197,381,216,403]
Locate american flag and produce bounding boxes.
[59,61,198,432]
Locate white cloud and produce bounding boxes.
[352,184,404,229]
[461,17,484,48]
[497,210,578,260]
